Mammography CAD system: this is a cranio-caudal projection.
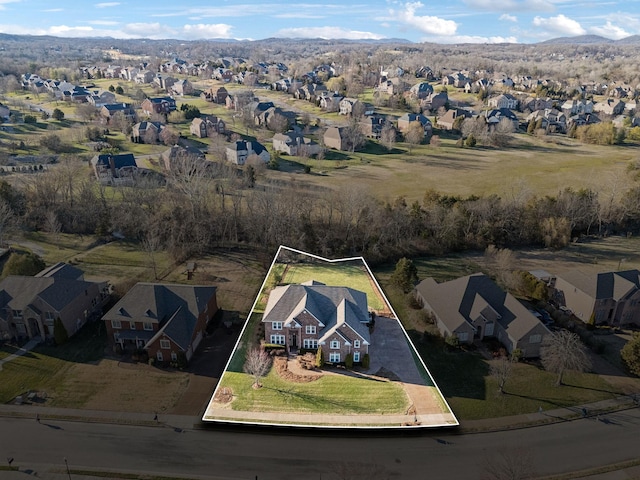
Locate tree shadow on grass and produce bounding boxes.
[264,385,373,413]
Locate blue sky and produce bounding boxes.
[0,0,638,44]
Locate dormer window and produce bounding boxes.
[118,307,126,316]
[145,309,154,317]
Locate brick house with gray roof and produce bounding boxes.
[262,280,371,364]
[415,273,549,358]
[102,283,218,364]
[0,263,109,343]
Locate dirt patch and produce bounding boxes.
[213,386,234,404]
[274,356,323,383]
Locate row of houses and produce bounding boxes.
[415,267,640,358]
[0,262,219,366]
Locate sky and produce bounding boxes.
[0,0,639,44]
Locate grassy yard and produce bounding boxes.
[409,331,625,420]
[282,262,387,311]
[218,369,409,414]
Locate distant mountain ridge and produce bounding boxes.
[539,34,640,45]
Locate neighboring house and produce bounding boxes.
[397,113,432,137]
[323,126,352,151]
[415,273,550,358]
[135,70,155,84]
[262,280,371,364]
[202,86,228,104]
[526,108,567,133]
[488,94,518,110]
[436,108,471,130]
[89,90,116,106]
[272,131,322,156]
[171,79,194,96]
[409,82,434,99]
[360,115,386,139]
[593,99,625,116]
[420,91,448,112]
[161,145,206,172]
[554,270,640,326]
[483,108,519,130]
[225,140,270,165]
[100,103,136,124]
[339,98,361,116]
[0,264,109,343]
[102,283,218,364]
[141,97,177,116]
[415,66,435,80]
[190,115,225,138]
[561,99,594,116]
[131,121,165,143]
[90,153,139,185]
[153,75,177,91]
[318,92,343,112]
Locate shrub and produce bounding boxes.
[51,108,65,121]
[53,318,68,345]
[315,346,324,368]
[621,333,640,376]
[24,115,37,124]
[465,134,477,147]
[361,353,370,369]
[345,353,353,369]
[2,251,46,277]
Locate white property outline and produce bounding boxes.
[202,245,459,429]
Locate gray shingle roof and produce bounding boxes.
[263,282,370,344]
[0,275,94,314]
[558,269,640,301]
[102,283,216,352]
[416,273,543,342]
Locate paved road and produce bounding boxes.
[2,407,640,479]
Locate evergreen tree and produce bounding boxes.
[54,317,68,345]
[391,257,418,293]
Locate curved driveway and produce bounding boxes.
[2,407,640,479]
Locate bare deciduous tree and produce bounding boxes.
[0,199,15,247]
[380,123,396,151]
[243,347,272,388]
[490,356,513,394]
[404,121,424,153]
[541,330,591,386]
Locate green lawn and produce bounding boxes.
[282,262,387,311]
[218,369,409,414]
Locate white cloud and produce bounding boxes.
[43,8,63,12]
[95,2,120,7]
[388,2,458,36]
[272,13,326,19]
[0,0,20,10]
[500,14,518,22]
[464,0,554,12]
[532,14,585,36]
[274,26,386,40]
[182,23,234,39]
[589,21,630,40]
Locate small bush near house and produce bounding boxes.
[345,353,353,369]
[361,353,370,369]
[316,346,324,368]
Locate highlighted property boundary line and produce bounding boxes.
[202,245,459,429]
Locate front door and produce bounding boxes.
[291,333,297,348]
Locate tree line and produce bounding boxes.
[2,157,640,266]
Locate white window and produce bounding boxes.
[171,352,178,362]
[272,321,283,330]
[45,311,54,321]
[113,333,120,342]
[329,352,340,363]
[12,310,22,319]
[457,332,469,342]
[143,322,153,331]
[353,340,360,348]
[111,319,122,329]
[529,334,542,344]
[303,339,318,349]
[353,351,360,362]
[156,351,163,362]
[330,340,340,349]
[270,334,285,345]
[160,339,171,349]
[305,325,316,334]
[130,321,136,330]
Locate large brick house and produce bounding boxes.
[262,280,371,364]
[0,263,109,343]
[102,283,218,364]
